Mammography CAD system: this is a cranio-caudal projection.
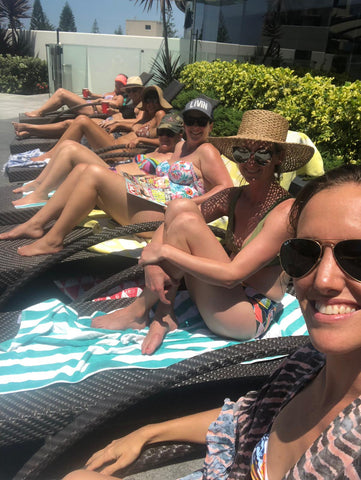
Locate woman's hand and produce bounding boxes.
[85,428,148,475]
[144,264,179,304]
[139,242,164,266]
[126,138,140,148]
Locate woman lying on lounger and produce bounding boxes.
[89,109,314,356]
[16,85,171,165]
[22,73,128,119]
[12,76,145,140]
[0,99,233,257]
[11,113,184,207]
[63,164,361,480]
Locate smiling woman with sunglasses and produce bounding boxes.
[64,165,361,480]
[91,110,313,354]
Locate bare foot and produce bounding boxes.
[12,191,48,207]
[141,309,178,355]
[0,222,44,240]
[13,180,40,194]
[24,111,42,118]
[17,237,63,256]
[91,303,149,330]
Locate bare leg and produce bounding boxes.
[141,200,258,351]
[23,115,117,164]
[12,120,73,139]
[0,164,89,241]
[24,88,94,117]
[12,142,109,206]
[17,164,165,256]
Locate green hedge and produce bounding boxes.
[0,55,49,94]
[178,60,361,170]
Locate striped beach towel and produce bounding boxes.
[0,292,306,394]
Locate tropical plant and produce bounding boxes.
[0,0,31,50]
[151,48,184,89]
[179,60,361,170]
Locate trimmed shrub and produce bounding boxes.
[179,60,361,170]
[0,55,49,94]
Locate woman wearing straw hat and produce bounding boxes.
[91,110,314,355]
[19,85,172,166]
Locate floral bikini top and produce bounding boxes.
[156,160,205,199]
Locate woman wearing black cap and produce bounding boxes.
[0,104,232,256]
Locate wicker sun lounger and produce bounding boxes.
[6,333,309,480]
[0,221,164,311]
[0,285,308,480]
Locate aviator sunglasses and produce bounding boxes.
[280,238,361,282]
[183,115,209,127]
[232,147,273,166]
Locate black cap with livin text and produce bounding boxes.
[182,97,213,120]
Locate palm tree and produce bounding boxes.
[0,0,31,49]
[134,0,173,72]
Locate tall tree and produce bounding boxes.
[59,1,76,32]
[134,0,172,73]
[165,6,177,37]
[0,0,31,48]
[217,11,229,43]
[114,24,123,35]
[30,0,54,30]
[91,18,99,33]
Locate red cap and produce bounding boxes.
[115,74,127,85]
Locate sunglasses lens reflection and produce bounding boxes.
[280,239,321,278]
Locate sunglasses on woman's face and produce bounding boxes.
[280,238,361,282]
[232,147,273,166]
[157,128,176,137]
[128,88,141,93]
[183,115,209,127]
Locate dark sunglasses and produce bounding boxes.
[157,128,176,137]
[183,116,209,127]
[232,147,273,166]
[280,238,361,282]
[128,88,141,93]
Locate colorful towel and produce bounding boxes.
[0,292,306,394]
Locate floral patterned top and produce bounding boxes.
[156,160,205,199]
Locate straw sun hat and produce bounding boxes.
[209,110,314,173]
[137,85,172,111]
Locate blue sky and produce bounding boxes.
[25,0,185,36]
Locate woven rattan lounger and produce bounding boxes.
[0,221,164,311]
[6,333,309,480]
[0,284,308,480]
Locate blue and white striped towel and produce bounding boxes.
[0,292,307,394]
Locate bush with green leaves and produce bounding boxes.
[0,55,49,94]
[178,60,361,171]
